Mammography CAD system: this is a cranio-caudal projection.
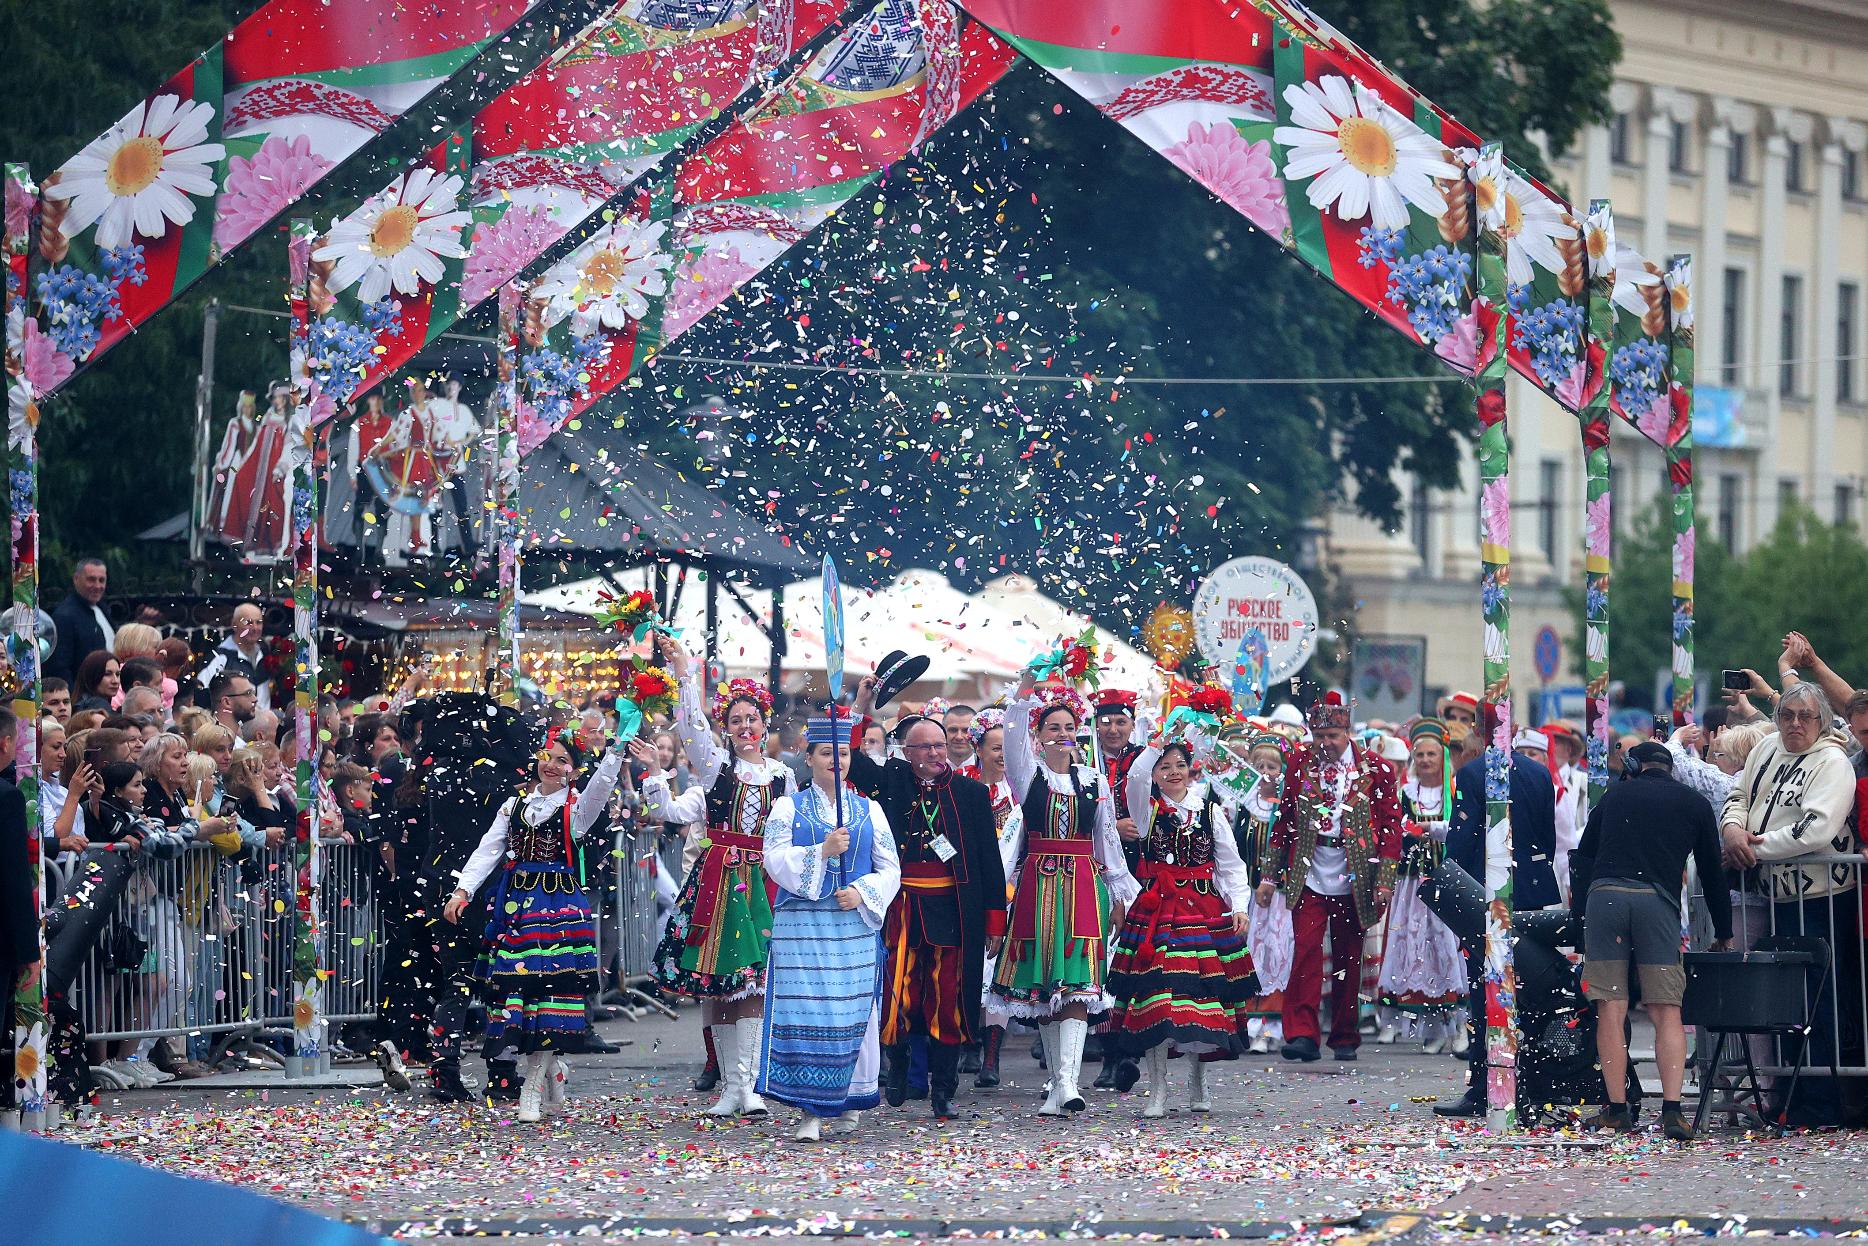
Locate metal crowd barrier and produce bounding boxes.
[1686,851,1867,1080]
[61,839,381,1049]
[602,824,677,1019]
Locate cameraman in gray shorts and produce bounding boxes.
[1577,742,1732,1140]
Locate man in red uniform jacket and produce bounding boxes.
[1256,692,1404,1062]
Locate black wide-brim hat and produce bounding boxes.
[872,649,930,709]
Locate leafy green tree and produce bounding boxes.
[1572,502,1868,709]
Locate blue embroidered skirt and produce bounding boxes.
[758,894,882,1118]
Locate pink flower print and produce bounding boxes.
[515,397,555,457]
[1586,493,1611,558]
[20,319,75,394]
[662,243,760,341]
[1163,122,1290,238]
[1635,389,1671,444]
[1435,309,1479,371]
[1481,477,1510,549]
[1672,528,1694,584]
[215,135,333,251]
[462,205,568,309]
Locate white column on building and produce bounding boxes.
[1756,108,1813,535]
[1440,442,1482,582]
[1644,88,1694,262]
[1813,129,1846,503]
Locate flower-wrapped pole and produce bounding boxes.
[1468,144,1518,1134]
[494,281,522,707]
[1580,203,1617,818]
[1664,255,1696,726]
[5,162,49,1130]
[286,218,324,1072]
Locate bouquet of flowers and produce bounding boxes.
[1028,626,1106,690]
[625,663,677,720]
[595,588,660,637]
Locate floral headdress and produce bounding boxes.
[712,677,774,722]
[541,722,589,765]
[967,707,1006,748]
[1028,684,1089,733]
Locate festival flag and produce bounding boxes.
[27,0,552,394]
[306,1,849,414]
[513,0,1015,453]
[1664,255,1696,722]
[823,553,846,702]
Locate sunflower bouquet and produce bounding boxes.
[1027,625,1106,691]
[594,588,661,639]
[625,663,677,720]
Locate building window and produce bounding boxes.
[1609,113,1631,165]
[1780,478,1800,516]
[1722,267,1746,381]
[1845,148,1862,201]
[1787,140,1805,191]
[1668,120,1690,173]
[1837,483,1856,527]
[1842,282,1861,404]
[1728,132,1750,183]
[1718,473,1741,551]
[1781,274,1804,397]
[1539,459,1561,561]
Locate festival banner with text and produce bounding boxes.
[26,0,545,394]
[512,0,1015,455]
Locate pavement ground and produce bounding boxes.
[35,1006,1868,1242]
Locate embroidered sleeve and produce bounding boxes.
[849,800,902,932]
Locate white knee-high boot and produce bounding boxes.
[1056,1017,1089,1113]
[1037,1023,1065,1116]
[735,1015,769,1116]
[706,1024,741,1116]
[544,1053,567,1113]
[516,1051,548,1123]
[1143,1046,1169,1119]
[1188,1056,1211,1113]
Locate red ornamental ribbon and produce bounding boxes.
[226,79,400,136]
[220,0,537,82]
[472,154,625,203]
[686,829,765,948]
[910,0,964,150]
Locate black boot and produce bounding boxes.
[1111,1056,1141,1093]
[427,1065,472,1104]
[1093,1048,1121,1090]
[930,1043,961,1120]
[485,1060,522,1103]
[693,1026,721,1092]
[884,1043,911,1107]
[975,1025,1004,1090]
[958,1042,982,1075]
[1031,1033,1047,1068]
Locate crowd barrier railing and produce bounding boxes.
[1686,851,1868,1082]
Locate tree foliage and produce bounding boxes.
[1574,502,1868,708]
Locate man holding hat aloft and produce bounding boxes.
[849,673,1006,1120]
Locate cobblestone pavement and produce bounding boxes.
[50,1009,1868,1241]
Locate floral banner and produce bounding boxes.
[306,1,847,414]
[956,0,1616,415]
[1469,146,1519,1133]
[1664,255,1696,723]
[4,162,49,1127]
[495,283,524,704]
[287,219,326,1064]
[29,0,544,395]
[1580,201,1616,817]
[519,0,1018,450]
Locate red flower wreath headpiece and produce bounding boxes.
[712,677,774,721]
[1027,684,1089,733]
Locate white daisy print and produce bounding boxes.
[532,217,672,338]
[46,95,225,250]
[1273,75,1459,231]
[313,169,472,305]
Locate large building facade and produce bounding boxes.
[1329,0,1868,711]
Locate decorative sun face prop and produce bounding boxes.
[1142,602,1196,669]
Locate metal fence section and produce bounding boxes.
[59,839,382,1048]
[604,826,677,1019]
[1687,852,1866,1081]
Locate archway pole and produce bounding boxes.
[1580,202,1617,820]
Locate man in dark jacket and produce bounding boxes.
[46,558,111,686]
[1434,743,1562,1117]
[850,679,1006,1120]
[1575,741,1731,1140]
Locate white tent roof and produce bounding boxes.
[523,568,1160,696]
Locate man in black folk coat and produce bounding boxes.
[851,678,1006,1119]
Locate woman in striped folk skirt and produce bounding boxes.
[447,726,623,1123]
[1107,740,1256,1117]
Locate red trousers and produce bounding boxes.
[1286,888,1366,1050]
